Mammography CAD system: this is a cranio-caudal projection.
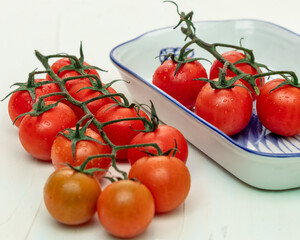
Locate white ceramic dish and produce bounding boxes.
[110,19,300,190]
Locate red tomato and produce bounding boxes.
[128,125,188,166]
[46,57,99,82]
[44,167,101,225]
[209,51,265,100]
[152,59,208,110]
[128,156,191,213]
[67,80,121,119]
[19,101,77,161]
[195,80,253,136]
[51,127,112,180]
[8,79,62,127]
[46,58,100,94]
[95,104,149,160]
[97,180,154,238]
[256,78,300,136]
[59,70,96,91]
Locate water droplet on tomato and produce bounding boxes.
[43,120,51,127]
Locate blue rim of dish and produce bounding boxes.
[110,19,300,159]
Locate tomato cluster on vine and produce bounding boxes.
[3,1,300,238]
[153,1,300,138]
[3,45,191,238]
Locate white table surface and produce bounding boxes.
[1,0,300,239]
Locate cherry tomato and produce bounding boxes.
[46,58,100,93]
[152,59,208,110]
[19,101,77,161]
[128,124,188,166]
[51,127,112,180]
[8,79,62,127]
[44,167,101,225]
[59,70,96,91]
[67,80,121,119]
[209,51,265,100]
[128,155,191,213]
[97,180,154,238]
[46,57,99,82]
[95,103,149,160]
[256,78,300,136]
[195,80,253,136]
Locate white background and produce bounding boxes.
[1,0,300,239]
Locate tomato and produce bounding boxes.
[19,101,77,161]
[209,51,265,100]
[97,180,154,238]
[152,59,208,110]
[46,58,100,93]
[59,70,96,91]
[8,79,62,127]
[67,80,121,119]
[46,57,99,82]
[44,167,101,225]
[128,124,188,166]
[51,127,112,180]
[128,156,191,213]
[95,104,149,160]
[195,80,253,136]
[256,78,300,136]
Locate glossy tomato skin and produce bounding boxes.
[46,57,99,82]
[209,51,264,100]
[67,80,121,119]
[44,167,101,225]
[97,180,154,238]
[59,70,96,91]
[51,128,112,180]
[8,79,62,127]
[256,78,300,136]
[195,80,253,136]
[19,101,77,161]
[95,103,149,160]
[128,125,188,166]
[128,156,191,213]
[152,59,208,110]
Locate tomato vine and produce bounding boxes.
[165,0,300,93]
[5,46,165,179]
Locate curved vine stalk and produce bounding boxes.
[165,1,299,92]
[26,50,164,179]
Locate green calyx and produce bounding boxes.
[195,61,251,91]
[57,116,108,160]
[13,96,65,125]
[56,42,107,76]
[1,69,53,102]
[136,138,178,157]
[163,46,211,76]
[134,101,160,132]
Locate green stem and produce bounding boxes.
[34,50,164,180]
[114,142,163,156]
[213,43,255,62]
[253,70,298,84]
[178,39,197,61]
[180,27,259,94]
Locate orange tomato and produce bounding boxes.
[43,167,101,225]
[97,180,155,238]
